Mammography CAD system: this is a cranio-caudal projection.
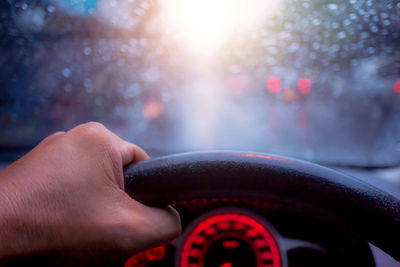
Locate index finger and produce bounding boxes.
[117,140,150,166]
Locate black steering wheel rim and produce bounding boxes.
[123,151,400,261]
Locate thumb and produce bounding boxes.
[116,198,181,254]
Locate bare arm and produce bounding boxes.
[0,122,181,265]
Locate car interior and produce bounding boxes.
[1,0,400,266]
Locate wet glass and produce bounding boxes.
[0,0,399,166]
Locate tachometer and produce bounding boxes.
[125,245,167,267]
[179,210,282,267]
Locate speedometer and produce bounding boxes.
[178,210,282,267]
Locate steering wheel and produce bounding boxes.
[123,151,400,262]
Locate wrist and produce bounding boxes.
[0,171,50,262]
[0,181,26,261]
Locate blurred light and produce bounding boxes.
[181,79,223,148]
[227,76,245,93]
[205,226,217,235]
[298,111,309,129]
[394,80,400,93]
[143,100,164,119]
[160,0,280,57]
[297,78,311,94]
[282,88,299,102]
[58,0,98,14]
[266,77,281,92]
[217,221,231,230]
[222,240,239,249]
[180,213,281,267]
[144,246,166,262]
[219,263,233,267]
[124,245,166,267]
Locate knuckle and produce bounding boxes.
[41,131,66,144]
[68,122,122,173]
[51,131,66,136]
[73,122,109,143]
[79,121,107,133]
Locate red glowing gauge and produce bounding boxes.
[180,212,282,267]
[125,245,166,267]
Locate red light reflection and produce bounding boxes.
[266,77,281,92]
[222,240,239,249]
[227,77,245,93]
[143,100,164,119]
[124,245,166,267]
[394,80,400,93]
[297,78,311,94]
[239,153,292,163]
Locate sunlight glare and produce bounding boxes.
[160,0,280,57]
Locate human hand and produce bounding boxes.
[0,122,181,265]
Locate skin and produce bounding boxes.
[0,122,181,266]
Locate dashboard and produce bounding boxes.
[119,152,400,267]
[126,207,284,267]
[124,199,373,267]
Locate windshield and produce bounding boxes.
[1,0,399,166]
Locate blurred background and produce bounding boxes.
[0,0,399,167]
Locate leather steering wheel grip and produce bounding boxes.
[123,151,400,261]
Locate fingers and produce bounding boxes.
[67,122,149,166]
[117,140,150,166]
[136,205,181,249]
[116,200,182,254]
[62,122,180,253]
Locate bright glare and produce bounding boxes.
[160,0,279,58]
